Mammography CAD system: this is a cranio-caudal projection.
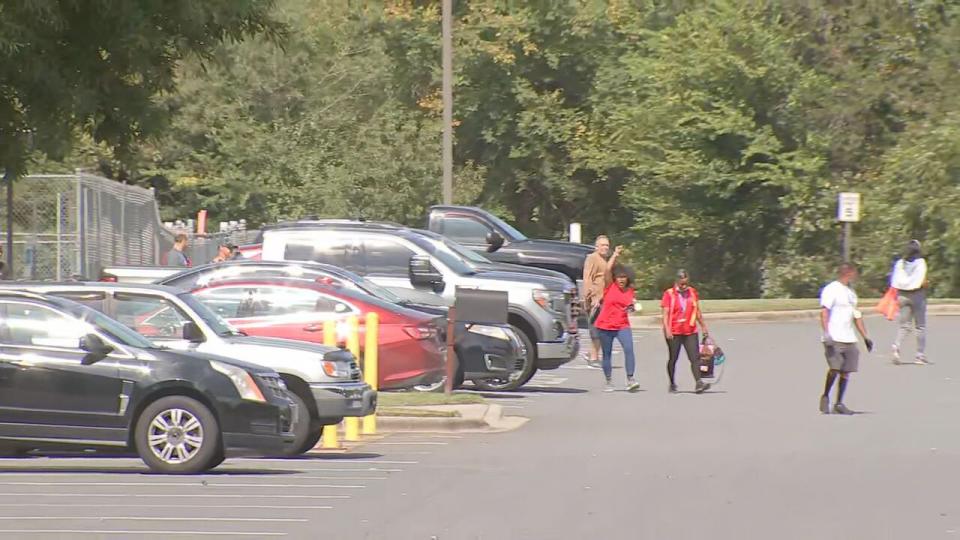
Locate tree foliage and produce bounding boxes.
[32,0,960,297]
[1,0,280,178]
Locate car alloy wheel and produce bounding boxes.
[147,408,204,464]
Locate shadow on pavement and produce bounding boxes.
[0,465,301,476]
[269,452,384,461]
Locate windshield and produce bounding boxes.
[409,237,477,276]
[65,303,159,349]
[333,268,407,304]
[487,213,528,241]
[438,237,492,265]
[178,293,242,336]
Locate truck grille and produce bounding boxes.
[349,361,362,382]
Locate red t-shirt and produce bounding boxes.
[661,286,700,335]
[595,283,634,331]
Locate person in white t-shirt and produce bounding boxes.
[891,240,929,364]
[819,263,874,415]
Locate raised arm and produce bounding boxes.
[603,246,623,287]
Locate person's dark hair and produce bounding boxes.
[612,263,634,288]
[676,268,689,280]
[904,239,922,261]
[174,233,188,244]
[838,262,858,275]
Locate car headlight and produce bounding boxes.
[532,289,563,312]
[210,360,267,402]
[321,360,352,378]
[467,325,511,341]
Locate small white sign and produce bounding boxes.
[838,192,861,222]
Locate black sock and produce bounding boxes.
[836,377,848,403]
[823,371,838,397]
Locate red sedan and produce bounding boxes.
[190,277,446,391]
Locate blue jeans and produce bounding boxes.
[598,328,635,380]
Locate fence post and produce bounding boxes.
[75,170,84,278]
[56,192,63,281]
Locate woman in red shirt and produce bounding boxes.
[661,269,711,394]
[595,246,639,392]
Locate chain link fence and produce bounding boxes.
[0,172,257,281]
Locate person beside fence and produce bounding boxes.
[211,243,241,264]
[661,270,711,394]
[890,240,929,365]
[166,234,191,267]
[0,246,7,280]
[582,235,612,368]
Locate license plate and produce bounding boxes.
[350,399,362,409]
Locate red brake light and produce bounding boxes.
[100,274,118,283]
[403,325,438,340]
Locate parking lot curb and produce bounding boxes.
[629,304,960,328]
[376,404,528,433]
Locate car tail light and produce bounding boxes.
[404,325,438,340]
[99,274,118,283]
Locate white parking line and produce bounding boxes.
[0,517,307,522]
[0,493,350,499]
[0,531,285,537]
[0,482,365,488]
[0,504,333,510]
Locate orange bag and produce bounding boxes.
[876,287,899,321]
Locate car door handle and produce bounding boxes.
[303,324,323,332]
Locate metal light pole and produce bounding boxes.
[441,0,454,205]
[4,170,12,276]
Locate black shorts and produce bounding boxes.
[825,342,859,373]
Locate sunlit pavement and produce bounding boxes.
[0,316,957,539]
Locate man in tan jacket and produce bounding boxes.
[582,235,611,367]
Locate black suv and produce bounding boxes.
[0,291,293,474]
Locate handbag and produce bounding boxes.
[876,287,899,321]
[699,335,725,379]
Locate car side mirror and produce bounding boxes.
[80,334,114,365]
[182,321,206,343]
[486,231,505,253]
[409,255,445,290]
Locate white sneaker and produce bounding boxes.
[603,380,615,392]
[892,345,901,365]
[915,354,931,365]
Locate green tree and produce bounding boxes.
[0,0,280,178]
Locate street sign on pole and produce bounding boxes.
[838,192,861,223]
[837,192,861,262]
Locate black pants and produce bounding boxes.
[666,333,701,385]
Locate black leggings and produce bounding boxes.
[666,333,701,385]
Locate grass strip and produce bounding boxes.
[378,391,485,407]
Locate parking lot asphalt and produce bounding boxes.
[1,316,958,539]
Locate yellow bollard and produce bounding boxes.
[362,312,379,435]
[344,315,361,441]
[320,321,340,448]
[321,423,340,449]
[322,319,337,347]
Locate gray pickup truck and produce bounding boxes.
[0,282,376,455]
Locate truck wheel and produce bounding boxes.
[135,396,221,474]
[282,391,317,456]
[473,326,537,391]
